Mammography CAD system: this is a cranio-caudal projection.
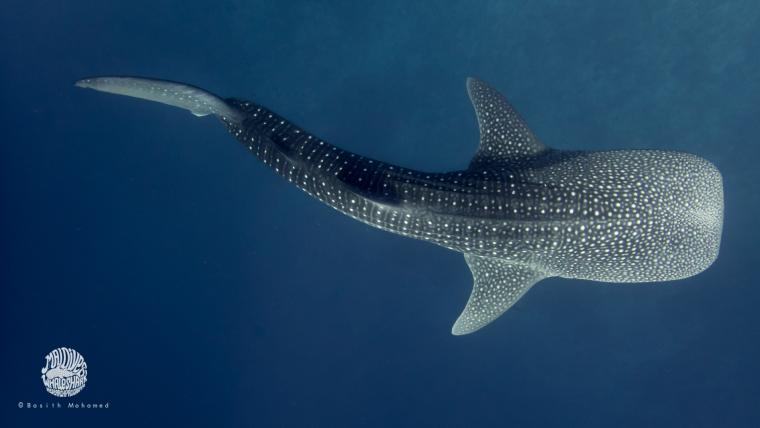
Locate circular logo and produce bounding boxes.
[41,347,87,397]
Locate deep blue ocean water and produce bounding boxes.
[1,1,759,427]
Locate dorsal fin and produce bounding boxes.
[466,77,547,168]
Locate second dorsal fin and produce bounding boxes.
[466,77,547,168]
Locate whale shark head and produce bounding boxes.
[670,154,724,279]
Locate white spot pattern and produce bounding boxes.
[80,76,724,336]
[466,77,547,167]
[220,79,723,335]
[452,255,545,335]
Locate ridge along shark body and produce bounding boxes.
[76,76,724,335]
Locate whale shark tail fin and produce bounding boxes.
[452,254,547,335]
[75,76,244,123]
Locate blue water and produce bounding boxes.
[1,1,759,427]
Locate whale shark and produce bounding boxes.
[75,76,724,335]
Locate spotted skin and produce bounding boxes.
[76,76,724,335]
[467,77,547,166]
[455,255,546,335]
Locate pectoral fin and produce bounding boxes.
[466,77,548,168]
[452,254,546,335]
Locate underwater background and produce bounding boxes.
[1,1,759,427]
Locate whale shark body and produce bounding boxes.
[76,76,724,335]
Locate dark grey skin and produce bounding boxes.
[76,76,724,334]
